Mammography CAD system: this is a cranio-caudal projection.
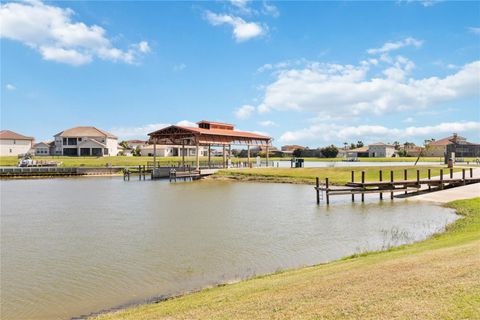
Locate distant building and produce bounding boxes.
[33,141,54,156]
[347,146,369,158]
[125,140,147,149]
[0,130,34,156]
[368,142,396,158]
[53,126,118,156]
[400,143,424,157]
[281,144,305,156]
[424,134,475,157]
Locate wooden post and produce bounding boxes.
[228,144,231,168]
[440,169,444,190]
[181,139,185,169]
[326,177,330,205]
[153,138,157,169]
[462,168,466,185]
[138,165,141,180]
[404,169,408,195]
[222,145,226,168]
[143,165,146,180]
[379,170,383,200]
[361,171,365,202]
[470,167,473,178]
[390,171,394,199]
[247,145,251,168]
[266,145,269,167]
[450,168,453,179]
[208,144,211,168]
[195,138,200,171]
[351,171,355,202]
[316,177,320,205]
[428,169,431,191]
[416,169,420,185]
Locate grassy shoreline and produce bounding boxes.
[91,197,480,320]
[212,166,462,185]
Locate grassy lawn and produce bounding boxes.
[214,166,463,185]
[268,156,446,162]
[0,156,231,167]
[92,198,480,320]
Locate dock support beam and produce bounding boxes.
[153,138,157,169]
[247,145,250,168]
[195,138,200,171]
[228,144,231,168]
[222,145,226,169]
[440,169,444,190]
[208,144,211,168]
[316,177,320,205]
[462,168,466,185]
[266,145,269,167]
[182,140,185,168]
[404,169,408,195]
[428,169,431,191]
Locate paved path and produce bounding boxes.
[406,167,480,203]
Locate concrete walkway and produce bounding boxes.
[409,167,480,203]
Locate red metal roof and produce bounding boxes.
[0,130,34,140]
[176,125,270,140]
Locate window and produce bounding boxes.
[78,138,82,141]
[63,138,67,145]
[67,138,77,145]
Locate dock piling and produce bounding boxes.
[440,169,444,190]
[325,178,330,205]
[462,169,466,185]
[351,171,355,202]
[450,168,453,179]
[470,168,473,178]
[361,171,365,202]
[316,177,320,205]
[379,170,383,200]
[404,169,408,195]
[390,171,394,199]
[428,169,431,191]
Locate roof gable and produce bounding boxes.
[55,126,117,139]
[0,130,34,140]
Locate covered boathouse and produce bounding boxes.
[148,120,272,170]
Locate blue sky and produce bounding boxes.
[1,0,479,147]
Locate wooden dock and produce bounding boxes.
[315,168,479,205]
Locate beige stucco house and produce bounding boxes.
[33,141,54,156]
[53,126,118,156]
[424,134,467,157]
[0,130,34,156]
[368,142,396,158]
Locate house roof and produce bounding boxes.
[428,135,467,146]
[148,124,271,146]
[34,141,52,147]
[78,138,107,148]
[369,142,394,147]
[55,126,117,139]
[197,120,234,127]
[0,130,34,141]
[348,146,369,153]
[126,139,146,144]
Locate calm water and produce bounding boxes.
[1,177,457,320]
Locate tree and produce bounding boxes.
[356,141,364,148]
[343,142,348,150]
[119,140,130,149]
[293,148,303,157]
[393,141,400,150]
[350,143,356,149]
[320,145,339,158]
[133,145,141,156]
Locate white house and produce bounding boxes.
[368,142,396,158]
[33,141,54,156]
[0,130,34,156]
[53,126,118,156]
[140,144,207,157]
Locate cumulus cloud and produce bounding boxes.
[367,37,423,55]
[235,105,256,119]
[256,59,480,117]
[279,121,480,144]
[5,84,16,91]
[258,120,277,127]
[0,0,150,65]
[205,11,264,42]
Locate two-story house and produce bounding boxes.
[53,126,118,156]
[0,130,35,156]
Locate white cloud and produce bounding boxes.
[257,59,480,117]
[173,63,187,71]
[110,120,196,139]
[258,120,277,127]
[279,121,480,144]
[262,2,279,17]
[234,105,256,119]
[205,11,264,42]
[469,27,480,35]
[367,37,423,55]
[0,1,150,65]
[5,83,16,91]
[403,117,414,123]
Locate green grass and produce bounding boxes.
[268,156,447,162]
[91,198,480,320]
[214,166,463,185]
[0,156,232,167]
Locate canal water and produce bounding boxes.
[1,177,458,320]
[272,160,442,168]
